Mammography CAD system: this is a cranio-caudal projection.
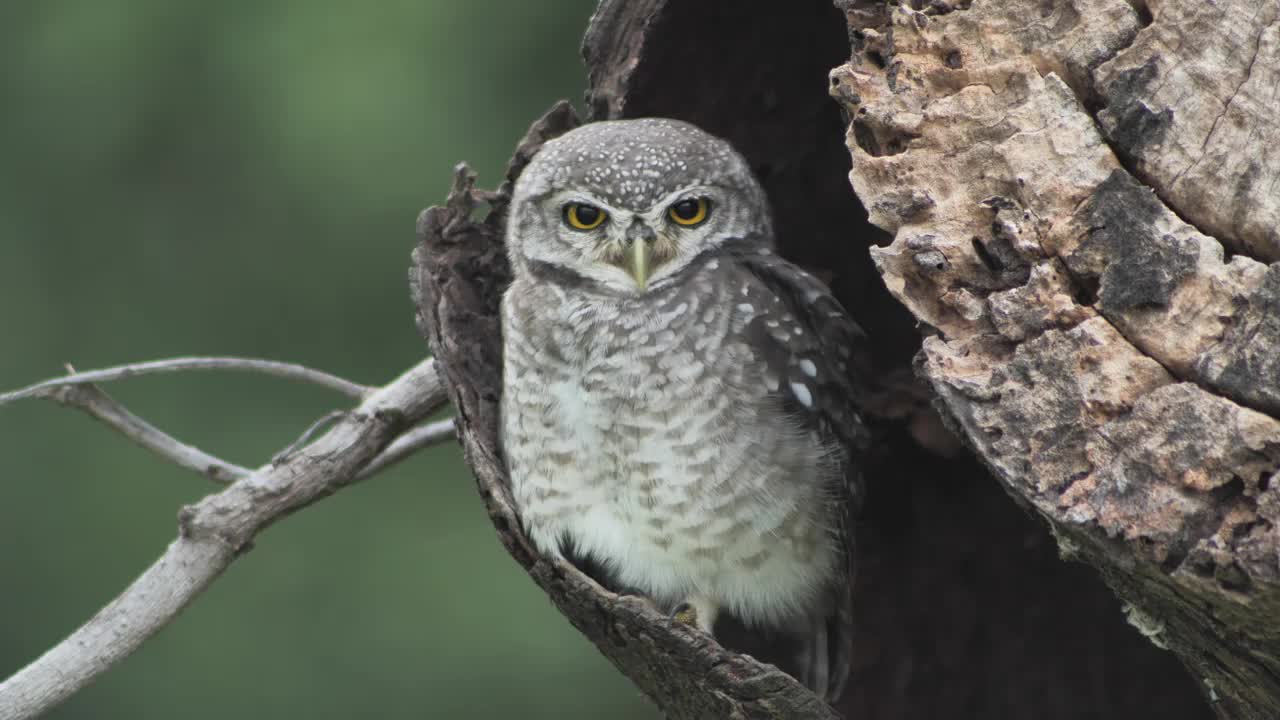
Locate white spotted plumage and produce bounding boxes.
[499,118,868,701]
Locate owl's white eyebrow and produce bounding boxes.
[552,192,620,212]
[654,185,718,206]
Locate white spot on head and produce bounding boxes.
[799,359,818,377]
[736,303,754,314]
[790,382,813,408]
[764,375,780,392]
[674,302,689,314]
[706,259,719,270]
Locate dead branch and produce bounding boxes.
[0,356,370,407]
[49,381,251,484]
[356,418,455,481]
[0,358,446,720]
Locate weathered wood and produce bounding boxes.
[830,1,1280,717]
[1095,0,1280,262]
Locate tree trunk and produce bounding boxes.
[413,1,1279,718]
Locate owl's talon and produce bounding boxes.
[670,602,699,628]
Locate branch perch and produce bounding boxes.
[0,358,446,720]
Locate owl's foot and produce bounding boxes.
[671,602,700,627]
[670,596,718,634]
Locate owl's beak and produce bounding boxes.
[623,220,656,290]
[627,237,653,289]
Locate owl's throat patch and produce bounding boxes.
[599,233,679,289]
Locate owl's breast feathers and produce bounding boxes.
[500,239,867,625]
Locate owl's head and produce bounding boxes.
[506,118,772,294]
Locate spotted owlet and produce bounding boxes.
[499,118,868,700]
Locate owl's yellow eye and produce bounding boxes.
[563,202,607,230]
[668,197,710,226]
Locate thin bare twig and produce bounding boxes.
[5,360,454,488]
[0,357,370,407]
[273,410,349,465]
[0,359,445,720]
[355,417,456,481]
[51,383,251,484]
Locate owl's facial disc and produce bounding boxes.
[554,192,688,292]
[508,118,773,295]
[581,189,714,291]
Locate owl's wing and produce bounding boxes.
[726,239,869,702]
[726,242,871,474]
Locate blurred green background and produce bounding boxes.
[0,2,658,717]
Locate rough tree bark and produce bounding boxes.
[414,1,1278,718]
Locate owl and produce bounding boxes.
[499,118,868,701]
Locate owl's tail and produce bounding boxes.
[714,586,854,703]
[797,582,853,703]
